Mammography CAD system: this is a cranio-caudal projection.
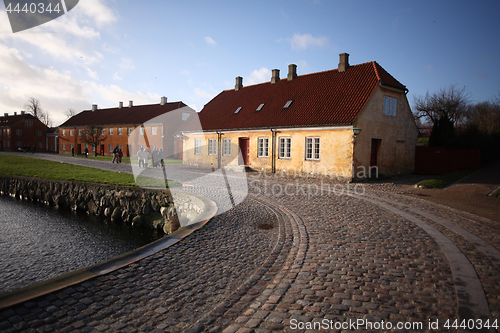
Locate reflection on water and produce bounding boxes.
[0,196,162,293]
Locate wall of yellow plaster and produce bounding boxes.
[183,129,354,179]
[353,86,418,176]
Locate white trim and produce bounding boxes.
[183,125,353,135]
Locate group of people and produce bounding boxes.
[112,146,124,163]
[137,147,163,168]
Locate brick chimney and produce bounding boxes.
[160,96,168,105]
[287,64,297,81]
[338,53,349,72]
[14,112,17,116]
[129,101,133,107]
[3,113,7,117]
[21,111,25,115]
[271,69,280,84]
[91,104,98,111]
[119,101,123,108]
[235,76,243,91]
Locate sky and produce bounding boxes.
[0,0,499,127]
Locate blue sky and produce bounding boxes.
[1,0,499,126]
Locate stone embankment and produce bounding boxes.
[0,176,202,235]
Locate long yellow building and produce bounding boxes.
[183,54,418,180]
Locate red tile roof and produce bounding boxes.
[0,113,38,127]
[194,61,406,131]
[59,101,189,128]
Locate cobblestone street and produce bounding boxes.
[1,154,499,332]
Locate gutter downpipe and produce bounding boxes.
[217,131,222,169]
[271,129,280,174]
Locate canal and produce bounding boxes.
[0,195,163,294]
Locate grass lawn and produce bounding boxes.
[0,154,172,188]
[71,154,182,165]
[493,188,500,197]
[416,169,476,189]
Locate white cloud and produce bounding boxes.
[194,88,216,100]
[245,67,272,85]
[287,33,328,50]
[205,36,217,46]
[0,1,154,127]
[118,57,135,71]
[87,83,160,107]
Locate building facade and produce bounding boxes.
[0,112,50,152]
[182,54,419,179]
[58,98,196,158]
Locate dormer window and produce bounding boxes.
[234,107,242,114]
[256,104,265,112]
[283,100,293,109]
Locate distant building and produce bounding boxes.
[58,98,196,157]
[0,112,50,152]
[182,53,419,179]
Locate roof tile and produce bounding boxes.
[196,61,406,131]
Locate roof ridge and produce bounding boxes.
[225,61,378,92]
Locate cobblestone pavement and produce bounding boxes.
[1,154,500,332]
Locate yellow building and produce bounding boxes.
[183,54,418,180]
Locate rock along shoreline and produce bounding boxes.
[0,175,202,235]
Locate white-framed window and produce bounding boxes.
[222,138,231,156]
[109,128,113,135]
[152,127,157,135]
[62,129,66,136]
[194,138,202,155]
[70,144,73,150]
[257,138,269,157]
[101,129,105,135]
[118,127,122,135]
[208,139,217,155]
[139,127,144,135]
[383,96,397,117]
[305,137,320,160]
[78,129,82,136]
[16,129,21,136]
[36,130,42,136]
[118,144,122,150]
[70,129,73,136]
[279,137,291,159]
[62,144,66,150]
[108,144,113,152]
[25,120,33,126]
[127,127,132,135]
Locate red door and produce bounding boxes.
[238,138,250,165]
[370,139,381,168]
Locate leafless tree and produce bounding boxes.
[79,125,108,156]
[413,85,471,126]
[468,100,500,136]
[24,97,52,126]
[66,108,77,119]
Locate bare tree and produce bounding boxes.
[413,85,471,126]
[66,108,77,119]
[468,101,500,136]
[25,97,42,118]
[79,125,108,156]
[24,97,52,126]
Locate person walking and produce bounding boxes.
[138,147,144,168]
[84,146,88,158]
[118,149,123,163]
[112,146,119,163]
